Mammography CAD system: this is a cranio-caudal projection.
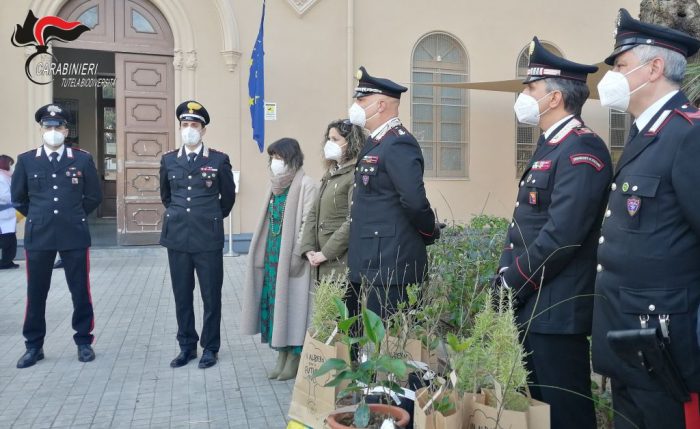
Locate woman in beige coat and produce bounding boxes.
[300,119,365,281]
[241,138,318,381]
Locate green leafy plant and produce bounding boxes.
[313,297,411,428]
[426,215,509,337]
[682,61,700,106]
[310,270,349,342]
[448,289,530,412]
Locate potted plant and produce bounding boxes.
[314,297,412,429]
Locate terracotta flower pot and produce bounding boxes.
[326,403,411,429]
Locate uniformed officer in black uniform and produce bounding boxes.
[592,10,700,428]
[494,38,612,429]
[160,101,235,369]
[11,104,102,368]
[346,66,439,318]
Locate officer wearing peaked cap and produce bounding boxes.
[494,37,612,429]
[11,103,102,368]
[346,66,440,320]
[592,9,700,429]
[160,100,235,369]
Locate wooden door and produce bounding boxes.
[115,53,174,245]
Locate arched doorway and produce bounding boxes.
[55,0,174,245]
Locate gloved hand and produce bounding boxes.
[490,269,524,311]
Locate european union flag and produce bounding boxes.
[248,0,265,153]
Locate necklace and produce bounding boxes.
[269,194,287,236]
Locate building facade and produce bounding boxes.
[0,0,638,245]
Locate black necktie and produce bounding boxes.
[49,152,59,169]
[627,124,639,145]
[536,133,546,147]
[188,152,196,165]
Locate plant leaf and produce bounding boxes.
[354,401,370,428]
[334,297,349,320]
[313,358,348,378]
[337,316,358,334]
[362,307,385,345]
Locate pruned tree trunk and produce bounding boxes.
[638,0,700,104]
[639,0,700,60]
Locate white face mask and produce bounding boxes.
[323,140,346,161]
[513,92,554,126]
[180,127,201,146]
[348,101,378,127]
[270,158,287,176]
[42,130,65,147]
[597,61,650,112]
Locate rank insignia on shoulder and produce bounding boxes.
[573,127,594,135]
[569,154,605,172]
[362,155,379,164]
[531,160,552,171]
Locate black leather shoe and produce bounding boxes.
[17,348,44,368]
[170,349,197,368]
[198,350,218,369]
[78,344,95,362]
[0,262,19,269]
[53,259,64,269]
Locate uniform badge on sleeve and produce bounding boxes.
[626,196,641,216]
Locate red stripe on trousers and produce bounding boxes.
[86,248,94,341]
[23,250,29,323]
[686,393,700,429]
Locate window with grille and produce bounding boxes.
[609,110,631,168]
[411,33,469,178]
[514,42,562,177]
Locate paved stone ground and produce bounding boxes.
[0,248,294,428]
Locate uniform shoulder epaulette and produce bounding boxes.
[645,109,678,135]
[673,104,700,124]
[572,126,596,136]
[164,148,178,155]
[208,147,222,153]
[74,147,91,154]
[548,118,583,145]
[389,125,408,137]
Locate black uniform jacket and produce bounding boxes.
[11,146,102,251]
[592,92,700,392]
[499,116,612,334]
[159,145,235,253]
[348,120,436,287]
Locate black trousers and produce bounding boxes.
[23,248,94,349]
[611,378,687,429]
[522,332,596,429]
[0,232,17,267]
[346,282,409,321]
[167,249,223,352]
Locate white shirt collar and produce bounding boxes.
[370,117,399,139]
[544,115,574,139]
[184,143,203,157]
[634,90,679,132]
[44,145,65,160]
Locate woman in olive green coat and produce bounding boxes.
[300,119,366,281]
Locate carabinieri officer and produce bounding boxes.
[160,101,235,369]
[592,9,700,428]
[495,37,612,429]
[12,103,102,368]
[346,66,439,319]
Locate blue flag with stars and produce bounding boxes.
[248,0,265,153]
